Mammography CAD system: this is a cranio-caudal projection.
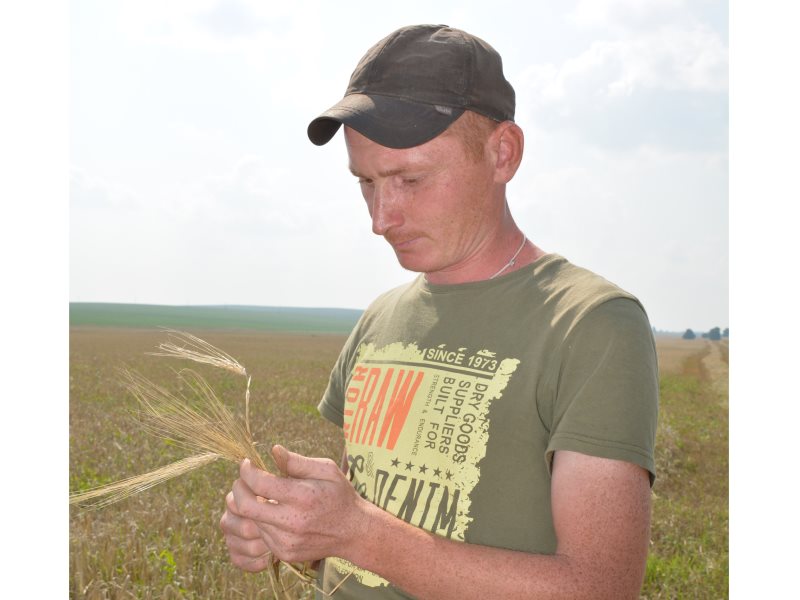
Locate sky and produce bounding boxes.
[69,0,729,333]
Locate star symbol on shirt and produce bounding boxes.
[418,464,428,474]
[391,457,400,468]
[405,461,414,471]
[445,469,453,480]
[433,467,442,478]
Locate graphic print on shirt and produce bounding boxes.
[329,341,520,588]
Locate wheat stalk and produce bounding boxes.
[69,452,220,509]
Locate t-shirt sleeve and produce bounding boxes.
[317,320,365,428]
[318,348,350,428]
[545,297,659,484]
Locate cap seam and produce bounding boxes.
[345,90,469,110]
[362,33,394,88]
[455,29,473,106]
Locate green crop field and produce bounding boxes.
[69,328,728,599]
[69,303,363,334]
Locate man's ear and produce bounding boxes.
[490,122,524,184]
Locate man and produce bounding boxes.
[220,24,658,599]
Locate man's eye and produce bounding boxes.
[357,178,373,186]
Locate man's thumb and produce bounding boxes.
[271,444,339,481]
[271,444,290,476]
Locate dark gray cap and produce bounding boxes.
[307,24,515,149]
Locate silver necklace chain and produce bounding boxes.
[489,234,527,279]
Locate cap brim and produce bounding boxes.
[307,93,464,149]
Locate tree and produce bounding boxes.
[709,327,721,341]
[682,329,696,340]
[723,327,729,338]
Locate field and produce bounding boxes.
[69,328,728,599]
[642,337,729,598]
[69,303,362,334]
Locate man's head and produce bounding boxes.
[307,24,515,150]
[309,25,525,284]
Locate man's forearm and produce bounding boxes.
[339,498,638,600]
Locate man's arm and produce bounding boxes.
[224,445,651,599]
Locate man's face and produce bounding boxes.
[344,125,500,283]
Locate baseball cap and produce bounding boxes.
[307,24,515,149]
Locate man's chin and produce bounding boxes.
[392,250,433,274]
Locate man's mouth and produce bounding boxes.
[386,236,420,250]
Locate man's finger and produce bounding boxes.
[221,502,263,540]
[238,459,287,501]
[232,472,297,526]
[224,529,269,557]
[229,549,275,574]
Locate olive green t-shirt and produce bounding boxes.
[316,254,659,599]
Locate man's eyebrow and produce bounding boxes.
[349,165,413,179]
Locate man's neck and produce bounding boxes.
[423,229,546,285]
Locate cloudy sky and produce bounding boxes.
[69,0,728,332]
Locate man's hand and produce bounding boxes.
[220,445,369,567]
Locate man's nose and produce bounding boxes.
[370,183,403,236]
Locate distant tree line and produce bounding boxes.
[682,327,729,340]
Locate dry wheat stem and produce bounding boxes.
[269,560,283,599]
[69,452,220,509]
[245,374,253,438]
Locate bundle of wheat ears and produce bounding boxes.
[69,330,350,598]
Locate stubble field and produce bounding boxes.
[69,328,728,599]
[642,337,729,598]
